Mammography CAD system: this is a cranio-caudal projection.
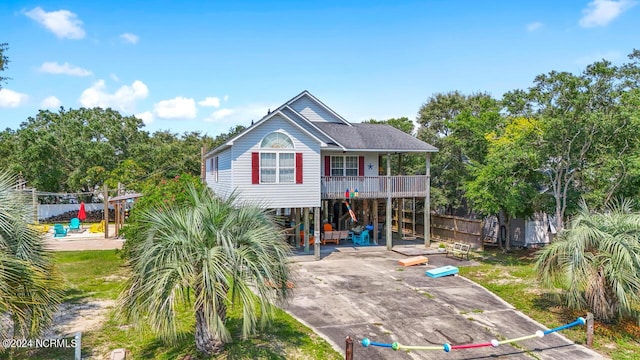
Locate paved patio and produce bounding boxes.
[43,225,124,251]
[285,246,604,360]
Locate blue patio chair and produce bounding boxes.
[352,229,370,246]
[69,217,81,231]
[53,224,68,237]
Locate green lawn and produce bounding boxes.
[459,248,640,360]
[3,250,342,360]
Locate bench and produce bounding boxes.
[322,231,340,245]
[321,230,351,245]
[446,242,471,261]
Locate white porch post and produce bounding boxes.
[386,152,392,250]
[295,208,301,248]
[372,199,379,245]
[314,207,320,260]
[425,153,431,248]
[304,207,310,253]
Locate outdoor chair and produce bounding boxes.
[53,224,68,237]
[299,231,315,246]
[351,229,370,246]
[89,220,105,233]
[69,217,81,231]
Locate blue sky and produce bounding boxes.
[1,0,638,136]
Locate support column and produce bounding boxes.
[386,153,392,250]
[295,208,301,248]
[304,207,310,253]
[425,153,431,248]
[337,200,342,230]
[32,188,38,224]
[373,199,379,245]
[401,198,405,239]
[103,184,109,239]
[115,183,121,237]
[314,207,320,260]
[323,200,328,225]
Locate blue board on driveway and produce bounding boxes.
[426,265,459,278]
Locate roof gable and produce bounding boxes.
[287,91,351,125]
[204,108,327,157]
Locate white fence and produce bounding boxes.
[38,203,112,220]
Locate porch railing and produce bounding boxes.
[321,176,428,199]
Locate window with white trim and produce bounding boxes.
[331,155,358,176]
[260,132,295,183]
[260,132,294,148]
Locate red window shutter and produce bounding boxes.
[324,156,330,176]
[296,153,303,184]
[251,152,259,184]
[359,156,365,176]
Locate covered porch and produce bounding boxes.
[288,151,434,257]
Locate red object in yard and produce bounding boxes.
[78,202,87,221]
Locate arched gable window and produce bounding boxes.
[253,132,302,184]
[260,131,294,149]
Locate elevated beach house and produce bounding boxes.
[203,91,437,250]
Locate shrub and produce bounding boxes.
[120,173,205,258]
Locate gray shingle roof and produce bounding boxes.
[314,122,438,152]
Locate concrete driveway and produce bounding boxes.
[285,246,604,360]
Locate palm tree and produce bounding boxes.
[0,171,62,339]
[535,199,640,322]
[117,186,293,356]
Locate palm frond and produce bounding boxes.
[118,184,293,350]
[536,197,640,321]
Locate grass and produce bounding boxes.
[3,250,341,360]
[459,248,640,360]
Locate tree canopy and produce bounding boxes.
[0,106,245,193]
[411,49,640,232]
[0,43,8,89]
[416,92,502,214]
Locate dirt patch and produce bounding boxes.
[102,274,127,282]
[490,277,525,285]
[44,300,115,338]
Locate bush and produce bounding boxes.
[120,173,205,258]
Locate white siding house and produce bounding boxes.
[203,90,438,251]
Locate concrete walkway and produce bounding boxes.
[285,246,604,360]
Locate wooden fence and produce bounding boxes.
[430,214,483,249]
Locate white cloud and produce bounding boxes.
[204,104,273,124]
[579,0,637,28]
[575,51,622,67]
[39,61,92,76]
[223,95,229,102]
[198,96,221,108]
[110,73,120,82]
[527,21,543,32]
[120,33,139,44]
[135,111,154,125]
[25,7,85,39]
[153,97,197,119]
[79,80,149,112]
[208,108,234,120]
[0,89,29,108]
[41,96,62,108]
